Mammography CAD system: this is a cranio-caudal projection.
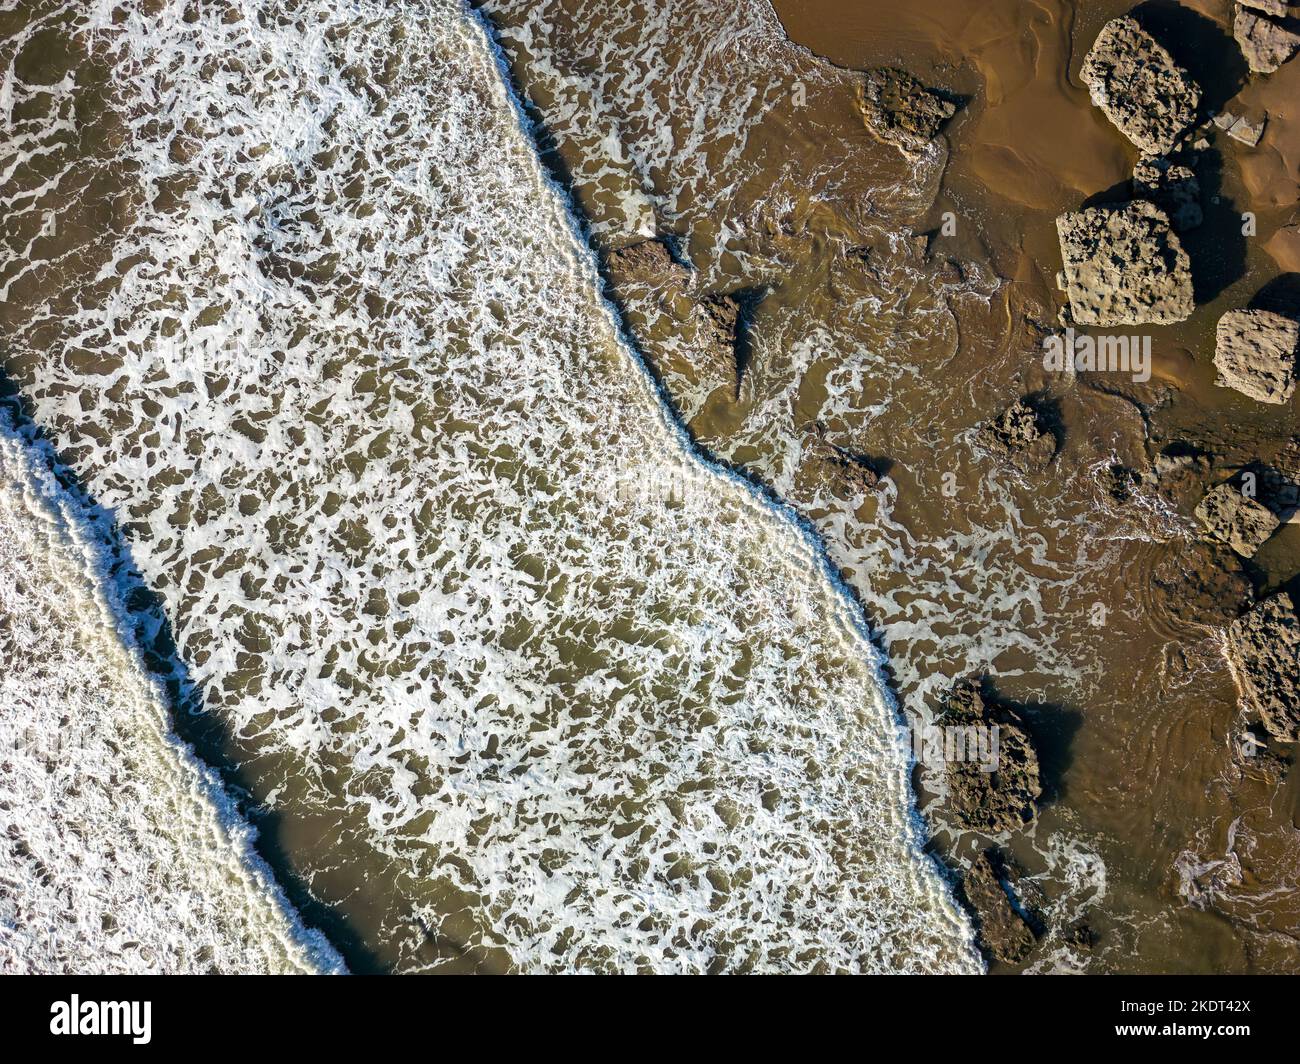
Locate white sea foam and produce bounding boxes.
[0,0,979,971]
[0,410,342,974]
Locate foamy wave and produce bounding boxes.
[0,0,977,971]
[0,410,342,974]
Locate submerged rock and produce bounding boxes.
[795,422,882,504]
[1234,5,1300,75]
[1195,483,1281,557]
[605,238,742,401]
[1133,158,1203,231]
[1214,309,1299,405]
[1227,593,1300,742]
[962,851,1037,965]
[976,398,1057,475]
[1081,17,1200,155]
[857,68,957,157]
[940,679,1042,834]
[1056,202,1193,326]
[1150,540,1255,627]
[1152,445,1215,514]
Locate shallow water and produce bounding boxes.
[476,0,1300,971]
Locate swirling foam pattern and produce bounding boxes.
[0,1,978,971]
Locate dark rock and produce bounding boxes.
[976,398,1057,475]
[1214,308,1299,405]
[1064,921,1098,952]
[1081,17,1200,155]
[795,422,882,503]
[856,68,957,157]
[1133,157,1203,231]
[1056,201,1194,326]
[1195,482,1281,557]
[1102,463,1144,503]
[940,679,1042,834]
[1228,593,1300,742]
[962,851,1037,965]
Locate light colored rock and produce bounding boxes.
[1214,308,1299,404]
[1082,17,1200,155]
[1056,201,1194,326]
[1227,593,1300,742]
[1242,0,1291,17]
[1227,114,1267,145]
[1234,6,1300,74]
[1195,483,1282,557]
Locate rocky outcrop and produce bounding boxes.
[1195,483,1281,557]
[1214,309,1299,405]
[1056,202,1194,326]
[857,68,957,157]
[940,679,1042,834]
[1242,0,1291,17]
[1234,5,1300,75]
[1133,158,1203,232]
[1227,593,1300,742]
[976,398,1057,475]
[962,851,1037,965]
[1081,17,1200,155]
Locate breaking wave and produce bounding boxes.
[0,0,978,971]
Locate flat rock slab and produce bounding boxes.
[1235,6,1300,74]
[1195,483,1281,557]
[1082,17,1200,155]
[1057,201,1194,326]
[1214,308,1299,404]
[1228,593,1300,742]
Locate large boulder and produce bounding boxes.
[1214,309,1299,405]
[1195,483,1282,557]
[1081,17,1200,155]
[939,679,1042,834]
[1227,593,1300,742]
[857,68,957,157]
[976,399,1057,475]
[1056,201,1194,326]
[1234,5,1300,74]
